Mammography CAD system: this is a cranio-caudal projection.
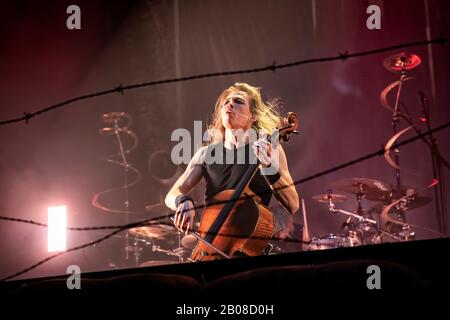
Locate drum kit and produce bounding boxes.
[308,177,431,250]
[306,51,440,251]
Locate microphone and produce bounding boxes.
[418,91,429,123]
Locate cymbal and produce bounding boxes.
[129,224,177,240]
[401,195,432,211]
[312,193,348,203]
[102,111,133,127]
[370,195,432,213]
[388,184,418,198]
[331,178,391,202]
[384,184,432,210]
[383,52,421,72]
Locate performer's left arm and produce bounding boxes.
[253,141,299,214]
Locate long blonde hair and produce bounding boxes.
[208,83,281,143]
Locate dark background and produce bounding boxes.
[0,0,449,280]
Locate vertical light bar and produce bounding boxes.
[47,205,67,252]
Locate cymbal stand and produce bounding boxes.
[127,237,144,267]
[96,112,142,266]
[107,117,142,266]
[328,194,377,233]
[328,205,377,225]
[377,228,403,241]
[111,118,133,264]
[391,60,407,225]
[356,188,365,217]
[152,245,184,260]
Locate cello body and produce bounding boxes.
[190,189,274,261]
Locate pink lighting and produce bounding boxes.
[47,205,67,252]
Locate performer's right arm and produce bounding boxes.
[165,147,206,232]
[165,146,206,210]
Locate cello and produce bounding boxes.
[189,112,299,261]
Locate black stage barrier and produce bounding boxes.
[1,237,449,315]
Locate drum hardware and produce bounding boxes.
[263,243,275,255]
[311,174,434,248]
[93,111,142,213]
[327,205,377,225]
[372,227,403,241]
[381,52,423,227]
[128,231,188,265]
[384,222,415,241]
[312,179,413,248]
[333,177,430,241]
[308,234,362,250]
[311,189,370,250]
[328,183,378,230]
[328,175,436,242]
[332,191,377,245]
[379,180,438,241]
[125,243,144,267]
[129,220,191,264]
[151,245,184,258]
[92,111,144,266]
[380,52,445,236]
[312,192,348,204]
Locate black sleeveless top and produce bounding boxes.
[201,143,273,206]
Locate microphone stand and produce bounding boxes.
[396,95,449,236]
[418,92,448,235]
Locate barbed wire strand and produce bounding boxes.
[0,214,170,230]
[1,119,449,231]
[0,37,448,126]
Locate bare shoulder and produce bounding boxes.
[190,145,208,166]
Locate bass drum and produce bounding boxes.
[308,233,361,250]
